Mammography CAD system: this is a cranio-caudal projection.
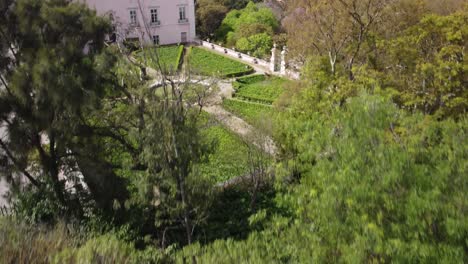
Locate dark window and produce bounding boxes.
[152,35,160,45]
[150,9,159,24]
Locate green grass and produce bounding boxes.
[233,75,288,104]
[197,113,252,182]
[134,45,184,74]
[188,47,254,78]
[222,99,274,126]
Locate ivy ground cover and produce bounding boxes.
[198,113,252,182]
[188,47,254,78]
[233,75,287,104]
[134,45,184,74]
[222,99,273,126]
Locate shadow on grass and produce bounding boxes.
[193,185,287,246]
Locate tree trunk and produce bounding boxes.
[176,172,193,245]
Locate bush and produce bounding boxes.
[0,217,168,263]
[0,218,77,263]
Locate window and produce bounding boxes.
[179,6,187,22]
[150,8,159,25]
[129,9,137,25]
[181,32,187,43]
[152,35,160,45]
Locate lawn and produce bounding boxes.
[134,45,184,74]
[222,99,274,126]
[233,75,287,104]
[197,113,255,182]
[188,47,254,78]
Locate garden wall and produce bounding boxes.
[200,41,300,80]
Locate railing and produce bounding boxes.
[200,40,301,80]
[178,18,189,24]
[201,41,270,68]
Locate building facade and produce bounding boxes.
[80,0,197,45]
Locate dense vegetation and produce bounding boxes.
[196,0,264,39]
[198,113,257,182]
[217,2,278,58]
[180,94,468,262]
[0,0,466,263]
[188,47,254,77]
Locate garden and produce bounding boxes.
[197,113,260,183]
[134,45,184,74]
[232,75,287,104]
[222,99,273,126]
[188,47,254,78]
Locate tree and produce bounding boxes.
[178,93,468,263]
[236,33,273,58]
[216,1,279,48]
[284,0,389,79]
[196,0,229,39]
[384,11,467,118]
[0,0,121,217]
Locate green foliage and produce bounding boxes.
[53,234,170,263]
[0,218,77,263]
[196,0,229,38]
[188,47,254,78]
[197,113,252,182]
[384,11,467,118]
[177,93,468,263]
[0,218,168,263]
[134,45,184,74]
[0,0,121,219]
[233,75,288,104]
[222,99,273,125]
[235,33,273,58]
[216,1,278,57]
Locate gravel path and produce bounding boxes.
[202,77,278,156]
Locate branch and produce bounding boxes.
[0,74,13,96]
[0,138,40,187]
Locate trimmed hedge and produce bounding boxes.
[175,45,184,69]
[188,47,254,78]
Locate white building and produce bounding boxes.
[80,0,197,45]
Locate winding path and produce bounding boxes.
[141,48,279,157]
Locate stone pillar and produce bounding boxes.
[280,46,288,75]
[270,43,277,72]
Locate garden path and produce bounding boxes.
[138,48,278,156]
